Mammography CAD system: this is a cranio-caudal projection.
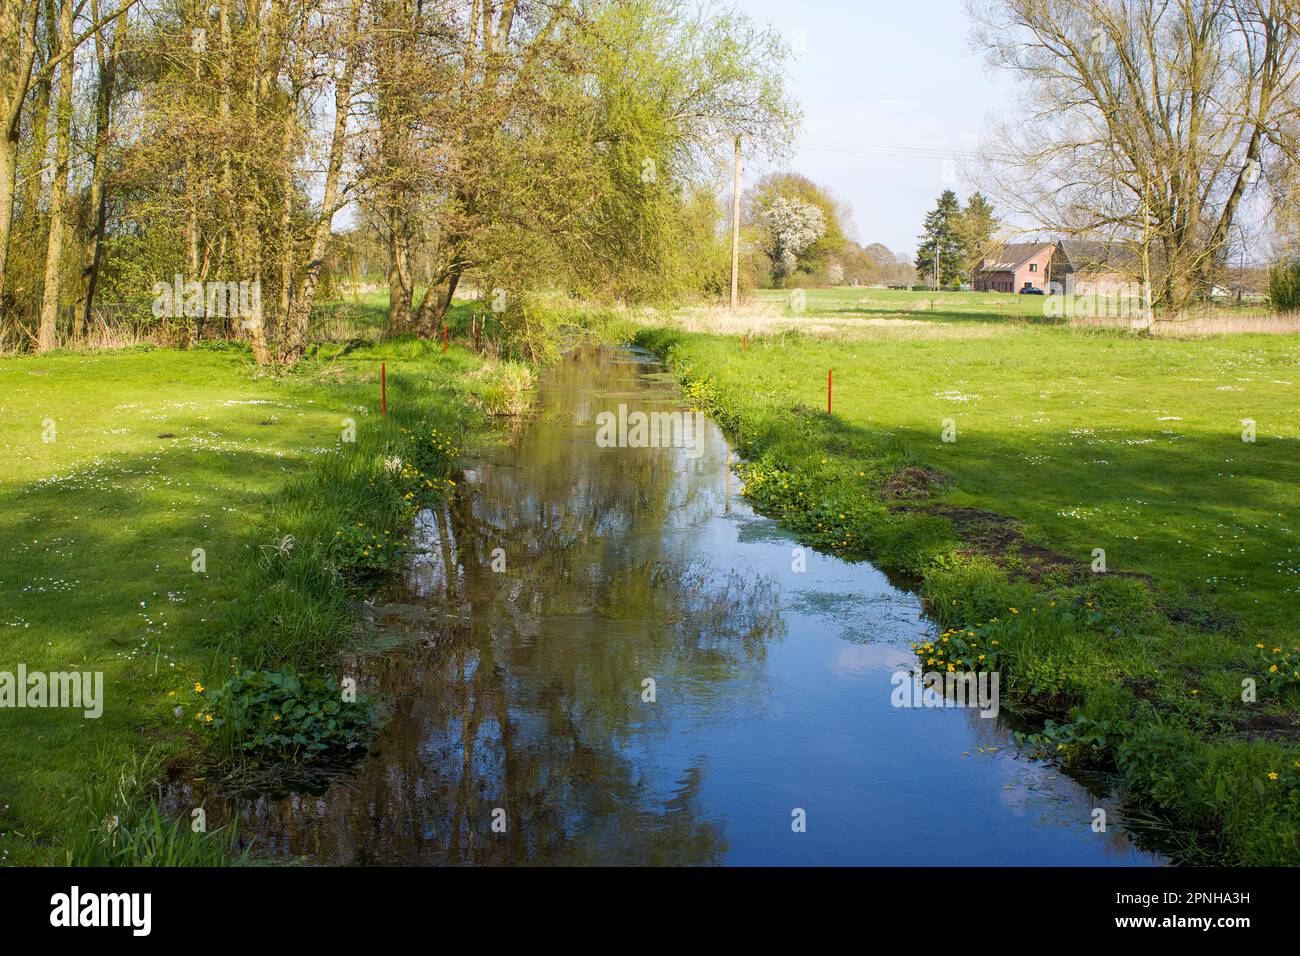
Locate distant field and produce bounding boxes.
[734,286,1294,335]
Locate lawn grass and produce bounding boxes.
[637,288,1300,864]
[0,334,494,864]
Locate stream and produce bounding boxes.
[184,345,1165,865]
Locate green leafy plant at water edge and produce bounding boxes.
[329,521,407,584]
[1014,712,1114,769]
[199,667,374,763]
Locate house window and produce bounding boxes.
[1029,263,1038,272]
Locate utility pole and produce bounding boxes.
[1141,173,1153,328]
[730,134,741,311]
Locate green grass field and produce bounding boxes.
[638,287,1300,863]
[0,334,491,864]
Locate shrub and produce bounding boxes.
[1267,257,1300,309]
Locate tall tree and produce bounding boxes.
[915,189,966,288]
[36,0,73,351]
[969,0,1300,309]
[959,191,999,274]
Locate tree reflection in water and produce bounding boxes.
[210,346,785,864]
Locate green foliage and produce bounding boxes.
[202,668,374,763]
[1268,258,1300,310]
[1115,719,1201,807]
[59,751,245,867]
[1015,712,1114,768]
[329,521,407,584]
[1256,639,1300,692]
[474,361,535,416]
[915,190,968,288]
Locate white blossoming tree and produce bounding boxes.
[759,195,826,282]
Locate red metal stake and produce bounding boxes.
[381,363,387,417]
[827,368,833,415]
[742,334,747,352]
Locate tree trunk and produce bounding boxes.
[0,0,40,304]
[36,0,73,352]
[279,0,359,363]
[0,131,17,306]
[82,2,126,336]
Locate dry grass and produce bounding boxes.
[1071,309,1300,336]
[0,312,190,355]
[653,302,1014,341]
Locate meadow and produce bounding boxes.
[637,286,1300,864]
[0,327,499,863]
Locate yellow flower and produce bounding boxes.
[205,714,213,723]
[273,714,281,721]
[194,682,204,693]
[1267,772,1279,781]
[167,691,175,698]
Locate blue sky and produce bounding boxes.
[735,0,1018,259]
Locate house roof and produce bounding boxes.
[1059,240,1146,275]
[977,241,1057,273]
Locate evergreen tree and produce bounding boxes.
[959,192,999,273]
[914,190,966,288]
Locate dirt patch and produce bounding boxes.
[881,466,951,500]
[893,502,1080,582]
[1234,713,1300,742]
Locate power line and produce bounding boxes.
[799,142,1013,161]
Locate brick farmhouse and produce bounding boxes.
[972,240,1136,294]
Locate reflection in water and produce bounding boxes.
[177,346,1163,866]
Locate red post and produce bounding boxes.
[827,368,833,415]
[381,363,387,417]
[742,334,747,352]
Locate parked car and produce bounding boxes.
[1019,286,1045,295]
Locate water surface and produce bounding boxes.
[199,346,1162,865]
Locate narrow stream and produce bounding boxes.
[191,345,1164,865]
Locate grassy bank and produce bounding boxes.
[0,334,513,864]
[636,300,1300,865]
